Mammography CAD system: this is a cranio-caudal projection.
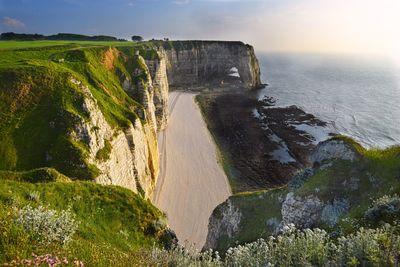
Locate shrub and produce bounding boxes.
[148,224,400,267]
[365,195,400,225]
[15,205,78,245]
[150,245,221,267]
[336,224,400,266]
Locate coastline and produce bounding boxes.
[153,91,231,249]
[196,87,334,193]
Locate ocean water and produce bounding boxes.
[257,53,400,148]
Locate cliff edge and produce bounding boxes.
[0,40,262,199]
[155,40,262,89]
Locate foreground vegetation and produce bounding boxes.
[0,169,172,266]
[150,223,400,266]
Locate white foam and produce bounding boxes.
[292,124,331,145]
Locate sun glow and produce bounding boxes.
[252,0,400,56]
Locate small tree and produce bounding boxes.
[131,35,143,42]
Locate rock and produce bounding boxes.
[281,192,323,228]
[161,41,262,90]
[266,217,281,234]
[311,139,357,164]
[145,49,169,130]
[321,199,350,227]
[70,77,159,198]
[203,199,242,250]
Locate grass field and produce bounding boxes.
[0,40,135,50]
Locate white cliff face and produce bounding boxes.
[281,192,323,228]
[311,139,357,164]
[66,42,261,200]
[162,41,262,89]
[145,49,169,130]
[69,77,158,198]
[203,199,242,250]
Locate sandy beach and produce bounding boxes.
[153,91,231,249]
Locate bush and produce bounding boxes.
[365,195,400,225]
[149,224,400,267]
[15,205,78,245]
[337,225,400,266]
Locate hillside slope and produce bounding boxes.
[0,42,168,198]
[204,136,400,252]
[0,169,175,266]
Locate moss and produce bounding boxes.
[96,140,113,161]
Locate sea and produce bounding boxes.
[257,53,400,149]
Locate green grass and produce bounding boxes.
[0,41,161,180]
[0,171,167,266]
[0,40,135,50]
[96,140,113,161]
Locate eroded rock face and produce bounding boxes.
[145,49,169,130]
[203,199,242,250]
[70,77,159,198]
[311,139,357,164]
[281,192,323,228]
[162,41,262,89]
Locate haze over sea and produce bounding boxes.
[258,53,400,149]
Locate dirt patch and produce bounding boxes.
[102,47,118,71]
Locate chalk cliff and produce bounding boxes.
[0,41,262,199]
[159,41,262,89]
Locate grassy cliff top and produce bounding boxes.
[0,41,158,180]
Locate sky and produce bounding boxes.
[0,0,400,56]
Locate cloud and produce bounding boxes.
[3,17,25,28]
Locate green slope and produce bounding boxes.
[0,41,157,180]
[0,169,172,266]
[209,136,400,252]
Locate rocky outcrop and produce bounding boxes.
[281,192,323,228]
[203,199,242,251]
[160,41,262,89]
[311,139,357,164]
[204,137,364,251]
[145,50,169,130]
[69,77,159,198]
